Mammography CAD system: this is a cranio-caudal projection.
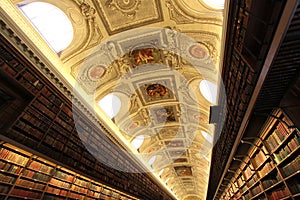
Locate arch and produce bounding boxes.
[199,79,218,104]
[17,0,97,62]
[202,0,225,9]
[18,2,74,53]
[131,135,145,150]
[201,130,213,144]
[97,93,121,119]
[148,155,156,166]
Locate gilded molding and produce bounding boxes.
[105,0,142,17]
[166,0,223,26]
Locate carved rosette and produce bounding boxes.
[105,0,142,17]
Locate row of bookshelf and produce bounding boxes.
[266,184,290,200]
[286,173,300,194]
[219,110,300,200]
[280,154,300,178]
[0,142,138,200]
[28,159,55,175]
[15,178,46,191]
[0,55,173,200]
[261,170,281,190]
[10,187,43,199]
[22,169,52,183]
[16,69,44,95]
[0,161,23,175]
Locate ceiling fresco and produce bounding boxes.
[1,0,226,199]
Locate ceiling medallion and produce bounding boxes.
[189,43,208,59]
[88,65,106,80]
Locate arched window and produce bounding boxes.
[131,135,145,150]
[201,131,213,144]
[158,168,164,176]
[97,93,121,119]
[18,2,74,53]
[203,0,225,9]
[148,155,156,166]
[199,80,217,104]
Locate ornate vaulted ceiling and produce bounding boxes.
[0,0,226,199]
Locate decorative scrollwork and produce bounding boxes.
[105,0,141,17]
[80,1,96,19]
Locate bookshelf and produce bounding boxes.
[219,110,300,200]
[0,37,175,200]
[0,142,139,200]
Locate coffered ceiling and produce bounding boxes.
[0,0,227,199]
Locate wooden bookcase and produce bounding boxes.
[0,33,173,200]
[0,142,139,200]
[219,110,300,200]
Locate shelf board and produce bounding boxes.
[271,129,297,154]
[278,145,300,167]
[263,180,283,192]
[250,190,264,199]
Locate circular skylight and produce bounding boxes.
[131,135,145,150]
[203,0,225,9]
[19,2,74,53]
[201,131,213,144]
[199,80,218,104]
[97,94,121,119]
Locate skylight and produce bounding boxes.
[201,131,213,144]
[203,0,225,9]
[18,2,73,53]
[97,94,121,119]
[131,135,145,150]
[199,80,218,104]
[148,155,156,166]
[158,169,164,176]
